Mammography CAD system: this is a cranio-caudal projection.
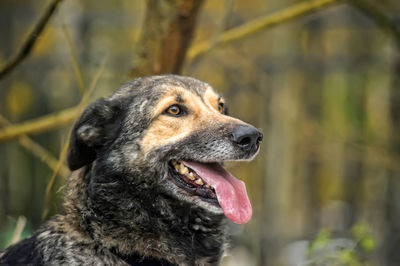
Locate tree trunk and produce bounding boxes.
[131,0,204,77]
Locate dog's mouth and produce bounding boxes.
[169,160,218,201]
[168,160,252,224]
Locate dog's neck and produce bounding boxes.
[62,165,228,265]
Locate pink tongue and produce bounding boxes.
[182,161,252,224]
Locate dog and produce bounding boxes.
[0,75,262,265]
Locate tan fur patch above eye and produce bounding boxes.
[151,87,187,116]
[203,87,221,112]
[140,88,198,155]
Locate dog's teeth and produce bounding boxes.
[187,172,195,180]
[205,185,211,189]
[179,165,189,175]
[195,179,204,185]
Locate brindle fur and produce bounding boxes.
[0,75,261,266]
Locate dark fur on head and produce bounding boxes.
[0,75,261,266]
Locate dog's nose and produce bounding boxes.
[231,125,263,152]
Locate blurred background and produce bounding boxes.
[1,0,400,265]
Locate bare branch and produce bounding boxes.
[0,55,108,143]
[61,24,86,94]
[9,216,27,245]
[0,0,360,143]
[0,115,70,178]
[41,58,107,221]
[0,0,63,80]
[41,136,70,222]
[0,107,80,143]
[187,0,342,61]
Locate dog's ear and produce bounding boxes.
[67,98,122,170]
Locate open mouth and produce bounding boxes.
[169,160,218,203]
[168,160,252,224]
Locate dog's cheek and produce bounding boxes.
[140,119,193,156]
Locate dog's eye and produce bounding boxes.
[218,102,225,113]
[165,105,183,116]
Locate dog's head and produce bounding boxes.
[67,75,262,224]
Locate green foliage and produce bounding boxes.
[307,228,332,258]
[351,223,376,252]
[306,223,376,266]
